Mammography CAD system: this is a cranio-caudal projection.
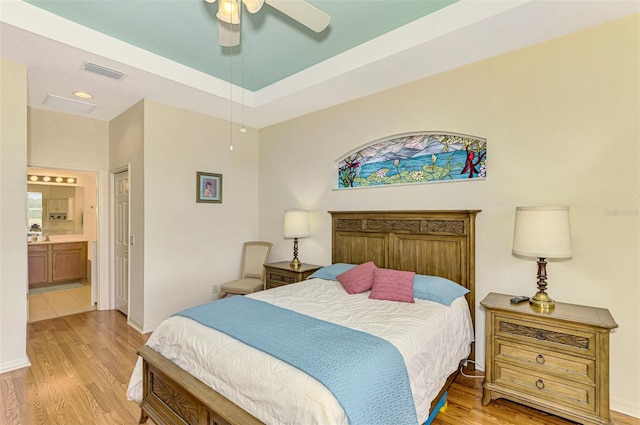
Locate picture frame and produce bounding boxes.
[196,171,222,203]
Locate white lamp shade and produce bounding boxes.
[513,206,573,259]
[283,210,310,238]
[217,0,240,24]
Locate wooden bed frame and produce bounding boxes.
[137,210,480,425]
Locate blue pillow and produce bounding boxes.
[308,263,356,281]
[413,274,469,306]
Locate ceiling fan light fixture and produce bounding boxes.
[243,0,264,14]
[216,0,240,24]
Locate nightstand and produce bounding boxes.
[264,261,322,289]
[481,292,618,425]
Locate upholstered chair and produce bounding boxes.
[219,241,272,298]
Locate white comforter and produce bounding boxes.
[127,278,473,425]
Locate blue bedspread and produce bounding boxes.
[177,296,418,425]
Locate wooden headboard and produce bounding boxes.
[330,210,480,360]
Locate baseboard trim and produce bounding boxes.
[612,396,640,419]
[0,356,31,374]
[127,317,145,334]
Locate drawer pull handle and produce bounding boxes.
[535,379,545,390]
[536,354,545,364]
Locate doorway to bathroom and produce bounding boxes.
[26,166,99,322]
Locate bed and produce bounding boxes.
[127,210,480,425]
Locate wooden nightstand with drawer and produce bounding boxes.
[481,292,618,425]
[264,261,322,289]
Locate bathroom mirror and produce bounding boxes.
[27,184,84,235]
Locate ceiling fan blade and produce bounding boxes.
[219,21,240,46]
[242,0,265,14]
[265,0,330,33]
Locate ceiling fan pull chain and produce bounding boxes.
[240,5,247,135]
[229,31,234,151]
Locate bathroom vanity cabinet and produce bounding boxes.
[28,241,87,288]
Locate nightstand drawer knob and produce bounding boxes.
[535,379,545,390]
[536,354,545,364]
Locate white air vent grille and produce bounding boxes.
[43,94,96,114]
[82,61,127,80]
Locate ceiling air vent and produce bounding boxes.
[82,61,127,80]
[43,94,96,114]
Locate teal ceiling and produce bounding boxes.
[24,0,458,91]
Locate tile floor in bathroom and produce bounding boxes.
[28,283,95,322]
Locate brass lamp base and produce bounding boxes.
[290,257,301,270]
[290,237,302,270]
[529,291,555,311]
[529,257,555,311]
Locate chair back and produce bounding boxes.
[241,241,273,281]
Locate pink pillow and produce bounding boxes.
[369,268,415,303]
[337,262,377,294]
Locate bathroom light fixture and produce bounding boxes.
[27,175,77,185]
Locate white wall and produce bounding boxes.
[257,16,640,417]
[0,60,29,373]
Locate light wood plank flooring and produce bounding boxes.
[1,310,149,424]
[1,310,637,425]
[433,372,639,425]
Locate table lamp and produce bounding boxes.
[283,209,310,270]
[512,206,573,311]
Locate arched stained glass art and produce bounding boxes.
[336,132,486,189]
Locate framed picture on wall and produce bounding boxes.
[196,171,222,203]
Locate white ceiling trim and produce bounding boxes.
[0,0,532,118]
[0,0,235,99]
[255,0,534,105]
[2,0,639,128]
[249,0,640,128]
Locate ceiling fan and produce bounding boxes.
[205,0,330,47]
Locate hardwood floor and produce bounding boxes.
[433,372,639,425]
[0,310,637,425]
[0,310,149,425]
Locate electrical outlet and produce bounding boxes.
[212,284,220,295]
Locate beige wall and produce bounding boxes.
[28,108,109,170]
[110,100,261,332]
[109,100,145,329]
[0,60,29,372]
[258,15,640,416]
[27,107,109,301]
[1,12,637,418]
[26,108,106,243]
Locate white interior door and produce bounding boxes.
[114,170,129,315]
